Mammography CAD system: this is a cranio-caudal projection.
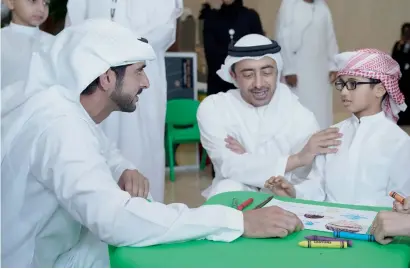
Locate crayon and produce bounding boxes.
[298,240,348,249]
[304,236,353,247]
[333,231,375,242]
[254,195,274,209]
[389,191,405,204]
[237,198,254,211]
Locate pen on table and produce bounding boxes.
[237,198,254,211]
[304,235,353,247]
[298,240,348,249]
[389,191,405,204]
[333,231,375,242]
[254,195,274,209]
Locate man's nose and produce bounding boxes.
[141,72,150,89]
[254,74,263,89]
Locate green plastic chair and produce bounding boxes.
[165,99,208,182]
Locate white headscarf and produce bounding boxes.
[217,34,284,87]
[1,19,156,161]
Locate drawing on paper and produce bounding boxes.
[304,213,324,219]
[263,198,377,234]
[325,220,363,233]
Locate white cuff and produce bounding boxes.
[205,206,244,242]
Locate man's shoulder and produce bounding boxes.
[198,91,236,115]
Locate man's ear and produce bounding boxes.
[374,84,387,99]
[229,70,237,80]
[99,69,116,93]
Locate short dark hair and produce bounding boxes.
[369,78,381,89]
[401,22,410,36]
[231,63,236,74]
[81,64,131,95]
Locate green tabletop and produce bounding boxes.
[109,191,410,268]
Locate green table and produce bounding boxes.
[109,192,410,268]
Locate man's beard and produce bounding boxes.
[110,79,138,112]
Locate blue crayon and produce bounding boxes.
[333,231,375,242]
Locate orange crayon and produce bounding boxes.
[389,191,405,204]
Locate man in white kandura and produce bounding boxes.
[1,19,304,268]
[275,0,339,129]
[197,34,342,199]
[65,0,183,202]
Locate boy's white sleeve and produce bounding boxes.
[294,155,327,202]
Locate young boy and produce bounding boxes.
[265,49,410,207]
[2,0,54,88]
[372,196,410,244]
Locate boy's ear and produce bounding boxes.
[374,84,387,98]
[4,0,15,10]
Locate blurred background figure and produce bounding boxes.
[199,0,264,177]
[393,22,410,126]
[275,0,339,129]
[1,0,54,89]
[65,0,183,202]
[200,0,263,96]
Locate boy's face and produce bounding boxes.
[6,0,50,27]
[335,75,386,117]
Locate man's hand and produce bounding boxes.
[370,211,410,245]
[285,75,298,88]
[243,206,303,238]
[225,135,246,154]
[296,127,342,166]
[118,169,149,198]
[264,176,296,198]
[393,196,410,214]
[329,71,338,83]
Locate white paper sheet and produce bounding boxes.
[264,198,378,234]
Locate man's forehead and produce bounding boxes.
[236,57,276,69]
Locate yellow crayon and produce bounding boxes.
[298,240,348,249]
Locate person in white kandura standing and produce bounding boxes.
[275,0,339,129]
[65,0,183,202]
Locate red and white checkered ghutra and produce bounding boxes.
[337,48,406,122]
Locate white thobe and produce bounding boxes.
[1,88,243,267]
[275,0,339,129]
[65,0,183,202]
[197,85,320,198]
[1,23,54,88]
[294,112,410,207]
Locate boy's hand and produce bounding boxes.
[297,127,342,166]
[371,211,410,245]
[285,75,298,88]
[264,176,296,198]
[393,196,410,214]
[329,71,338,83]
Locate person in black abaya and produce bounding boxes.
[199,0,264,177]
[200,0,264,96]
[393,23,410,126]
